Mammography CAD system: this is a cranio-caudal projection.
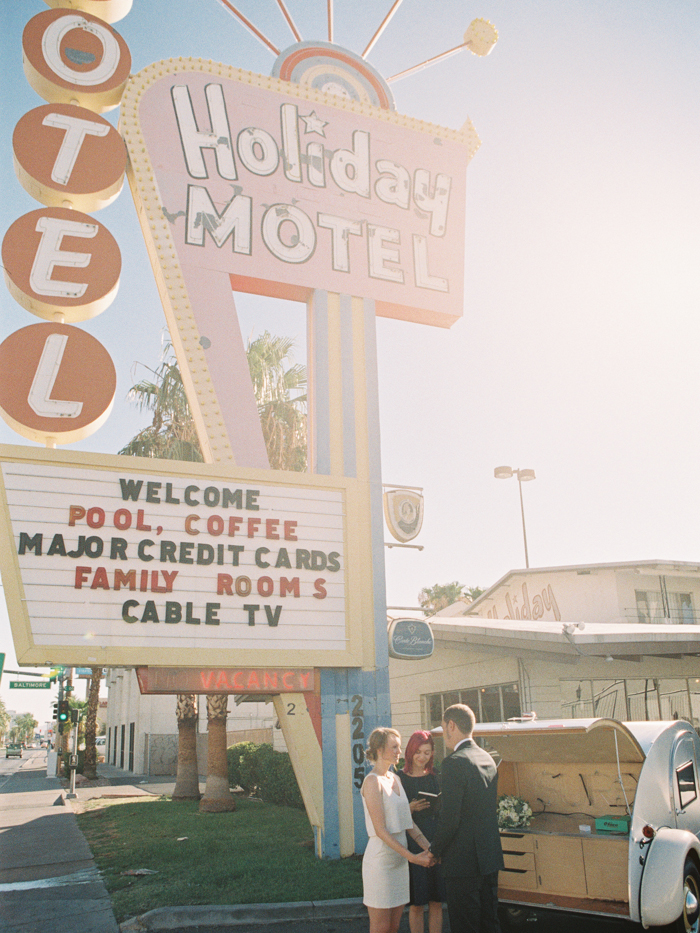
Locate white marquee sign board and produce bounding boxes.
[0,447,365,668]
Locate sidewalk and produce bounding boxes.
[0,751,119,933]
[0,751,367,932]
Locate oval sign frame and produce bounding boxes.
[388,617,434,660]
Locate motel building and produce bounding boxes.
[389,560,700,742]
[105,559,700,776]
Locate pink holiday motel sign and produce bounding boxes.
[122,61,476,329]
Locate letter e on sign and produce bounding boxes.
[22,9,131,113]
[2,207,121,322]
[13,104,127,212]
[0,322,116,445]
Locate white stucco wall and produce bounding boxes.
[470,568,620,624]
[390,646,700,731]
[105,667,278,774]
[389,644,519,736]
[465,565,700,627]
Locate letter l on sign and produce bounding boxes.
[28,333,83,418]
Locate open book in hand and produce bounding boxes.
[418,790,441,813]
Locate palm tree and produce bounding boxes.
[82,668,102,780]
[118,333,307,804]
[118,344,203,462]
[418,582,484,615]
[0,699,10,744]
[14,713,38,745]
[172,694,200,801]
[199,695,236,812]
[246,331,307,471]
[418,581,465,614]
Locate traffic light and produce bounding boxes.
[52,702,58,720]
[57,700,69,723]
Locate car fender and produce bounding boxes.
[639,827,700,928]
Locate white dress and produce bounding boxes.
[362,774,414,908]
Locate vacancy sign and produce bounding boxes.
[0,447,364,669]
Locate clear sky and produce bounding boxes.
[1,0,700,725]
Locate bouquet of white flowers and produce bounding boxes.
[497,794,533,830]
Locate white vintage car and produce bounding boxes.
[474,717,700,932]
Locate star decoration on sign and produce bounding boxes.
[300,110,328,136]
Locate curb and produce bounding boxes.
[119,898,366,931]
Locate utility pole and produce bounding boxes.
[55,672,64,777]
[60,668,73,764]
[65,708,80,800]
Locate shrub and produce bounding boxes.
[227,742,304,809]
[239,742,275,796]
[258,747,303,809]
[226,741,258,792]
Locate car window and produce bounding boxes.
[676,759,698,810]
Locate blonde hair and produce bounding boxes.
[365,727,401,762]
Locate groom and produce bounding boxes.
[429,704,504,933]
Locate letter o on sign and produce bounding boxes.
[2,207,121,322]
[22,9,131,113]
[261,204,316,264]
[0,322,116,445]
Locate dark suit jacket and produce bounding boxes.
[429,739,504,878]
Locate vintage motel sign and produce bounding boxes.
[119,54,480,467]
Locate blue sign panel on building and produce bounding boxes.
[388,618,434,660]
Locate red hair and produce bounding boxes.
[402,730,435,774]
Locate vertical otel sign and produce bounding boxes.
[0,3,133,446]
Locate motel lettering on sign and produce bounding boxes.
[1,6,131,447]
[120,58,479,466]
[124,61,475,325]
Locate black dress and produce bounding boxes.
[398,771,447,906]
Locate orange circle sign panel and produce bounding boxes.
[0,322,116,445]
[13,103,126,212]
[23,9,131,112]
[42,1,134,26]
[2,206,121,322]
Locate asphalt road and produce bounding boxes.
[159,908,641,933]
[0,745,37,784]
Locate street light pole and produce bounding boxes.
[516,472,530,569]
[494,466,536,568]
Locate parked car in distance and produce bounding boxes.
[95,736,106,746]
[477,717,700,933]
[5,743,22,759]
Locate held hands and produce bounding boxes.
[412,850,437,868]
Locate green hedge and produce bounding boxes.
[226,741,259,792]
[227,742,304,809]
